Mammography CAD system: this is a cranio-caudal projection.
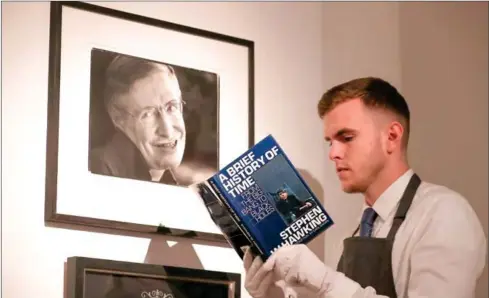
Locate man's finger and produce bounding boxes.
[243,246,253,270]
[251,258,274,284]
[257,270,274,292]
[247,255,265,279]
[262,251,279,271]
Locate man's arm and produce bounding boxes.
[289,196,313,212]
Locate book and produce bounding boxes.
[194,134,334,260]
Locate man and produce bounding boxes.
[244,77,487,298]
[275,189,313,223]
[89,55,213,186]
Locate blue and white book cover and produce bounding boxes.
[205,134,334,259]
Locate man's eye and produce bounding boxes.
[167,104,177,112]
[141,110,156,119]
[164,101,181,114]
[343,135,354,142]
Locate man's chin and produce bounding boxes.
[151,157,183,170]
[341,183,360,194]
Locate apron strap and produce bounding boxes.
[351,225,360,237]
[386,173,421,240]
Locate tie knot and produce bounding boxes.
[361,207,377,225]
[360,207,377,237]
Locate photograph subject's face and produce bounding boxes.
[323,98,386,193]
[119,70,186,170]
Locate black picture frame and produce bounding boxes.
[44,1,255,243]
[66,256,241,298]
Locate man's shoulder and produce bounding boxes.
[89,139,121,166]
[289,194,300,201]
[414,180,470,211]
[88,132,135,176]
[404,179,487,270]
[411,180,484,234]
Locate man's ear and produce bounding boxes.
[386,121,404,154]
[108,108,126,132]
[112,117,125,132]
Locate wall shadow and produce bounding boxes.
[297,168,326,262]
[144,237,205,269]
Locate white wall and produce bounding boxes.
[2,2,325,298]
[399,3,488,297]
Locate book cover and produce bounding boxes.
[196,134,334,260]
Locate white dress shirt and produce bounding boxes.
[283,169,487,298]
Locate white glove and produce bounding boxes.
[262,244,330,295]
[243,247,286,298]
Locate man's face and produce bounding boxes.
[279,192,288,200]
[323,98,388,193]
[115,69,186,170]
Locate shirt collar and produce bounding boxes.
[368,169,415,221]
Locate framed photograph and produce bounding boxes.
[44,1,254,242]
[66,256,241,298]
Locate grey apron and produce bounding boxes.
[336,174,421,298]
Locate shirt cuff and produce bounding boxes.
[325,271,361,298]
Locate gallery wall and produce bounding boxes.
[3,1,488,298]
[399,3,488,297]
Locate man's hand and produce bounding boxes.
[243,247,276,298]
[300,202,313,210]
[263,244,330,295]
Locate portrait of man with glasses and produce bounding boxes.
[88,49,218,187]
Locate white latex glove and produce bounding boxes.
[263,244,330,295]
[243,247,285,298]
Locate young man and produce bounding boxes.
[243,77,487,298]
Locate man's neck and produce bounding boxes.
[364,160,410,206]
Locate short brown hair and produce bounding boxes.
[318,77,410,147]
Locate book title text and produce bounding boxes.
[218,145,280,198]
[270,206,329,254]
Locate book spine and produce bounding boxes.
[208,178,265,257]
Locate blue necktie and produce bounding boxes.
[360,207,378,237]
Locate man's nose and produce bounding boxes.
[328,142,343,161]
[156,113,173,137]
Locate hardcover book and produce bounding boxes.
[195,135,334,260]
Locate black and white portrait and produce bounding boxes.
[44,2,253,238]
[87,48,219,187]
